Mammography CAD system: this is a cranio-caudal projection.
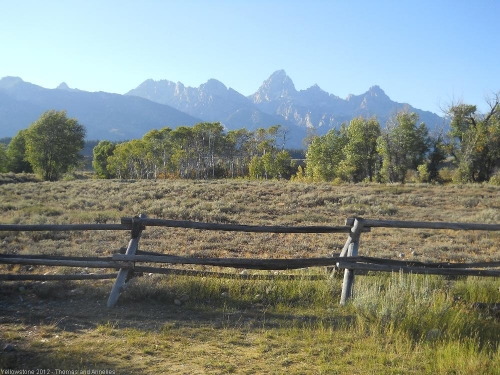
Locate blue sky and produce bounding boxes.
[1,0,499,114]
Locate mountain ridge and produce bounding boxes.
[248,70,443,132]
[127,70,444,140]
[0,72,445,149]
[0,77,202,141]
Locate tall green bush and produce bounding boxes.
[25,110,86,181]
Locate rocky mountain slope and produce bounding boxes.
[250,70,443,130]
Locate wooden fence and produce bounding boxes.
[1,215,499,307]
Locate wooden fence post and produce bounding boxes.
[340,218,365,306]
[107,214,146,308]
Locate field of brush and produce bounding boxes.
[1,176,499,374]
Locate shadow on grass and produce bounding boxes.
[2,273,500,374]
[0,277,354,373]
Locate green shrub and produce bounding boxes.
[352,273,500,345]
[489,171,500,185]
[417,163,430,183]
[438,167,454,183]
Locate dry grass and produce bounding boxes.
[1,176,500,373]
[1,178,500,262]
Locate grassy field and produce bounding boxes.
[1,176,499,374]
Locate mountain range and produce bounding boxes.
[0,71,444,148]
[0,76,201,141]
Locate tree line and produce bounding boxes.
[0,111,296,181]
[1,93,498,183]
[300,111,435,183]
[92,123,296,180]
[299,94,499,184]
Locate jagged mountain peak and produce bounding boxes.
[266,70,295,91]
[299,84,333,104]
[346,85,389,102]
[200,79,227,96]
[367,85,388,98]
[269,69,287,78]
[140,78,181,87]
[305,84,324,92]
[140,78,157,85]
[251,70,297,104]
[136,78,175,89]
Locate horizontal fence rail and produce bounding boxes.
[1,216,499,307]
[111,254,500,276]
[121,217,369,233]
[0,273,118,281]
[113,254,343,270]
[345,218,500,231]
[0,223,132,231]
[0,256,132,269]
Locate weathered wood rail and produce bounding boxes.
[1,216,499,307]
